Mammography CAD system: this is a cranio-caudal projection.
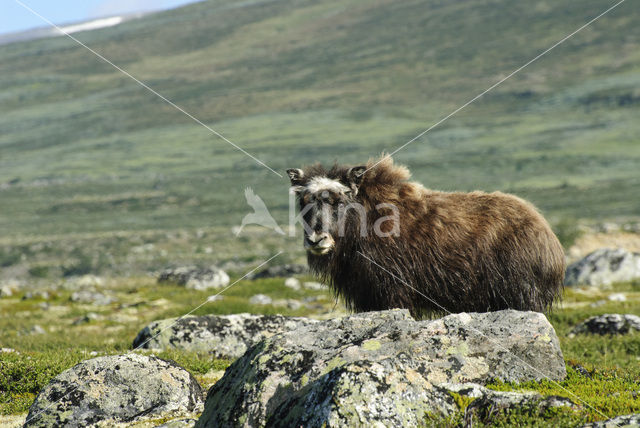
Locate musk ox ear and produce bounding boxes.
[287,168,304,185]
[347,165,366,193]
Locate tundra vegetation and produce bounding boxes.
[1,274,639,425]
[1,0,640,425]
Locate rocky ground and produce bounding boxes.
[1,236,639,427]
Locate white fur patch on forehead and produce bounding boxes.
[306,176,350,194]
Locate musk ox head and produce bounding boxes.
[287,164,366,256]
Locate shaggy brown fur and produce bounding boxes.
[288,156,565,318]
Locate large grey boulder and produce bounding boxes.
[24,353,203,428]
[158,266,229,290]
[570,314,640,336]
[132,313,318,359]
[580,413,640,427]
[565,248,640,287]
[196,309,565,428]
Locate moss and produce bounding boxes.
[300,374,309,386]
[448,391,476,411]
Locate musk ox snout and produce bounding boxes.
[304,232,334,255]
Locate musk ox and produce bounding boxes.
[287,156,565,318]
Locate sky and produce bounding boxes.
[0,0,203,35]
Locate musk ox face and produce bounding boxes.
[287,166,366,256]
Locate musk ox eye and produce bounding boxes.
[303,193,314,204]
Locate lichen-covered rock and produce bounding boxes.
[284,277,301,290]
[447,383,579,424]
[565,248,640,287]
[302,281,326,290]
[570,313,640,336]
[70,290,117,306]
[64,275,105,288]
[248,294,272,305]
[0,285,13,297]
[196,309,565,428]
[158,266,229,290]
[248,263,307,279]
[132,313,318,358]
[580,413,640,427]
[24,354,203,428]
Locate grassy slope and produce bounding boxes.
[1,0,640,240]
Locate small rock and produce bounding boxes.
[69,275,105,288]
[72,313,100,325]
[133,313,318,359]
[273,299,303,310]
[302,281,326,290]
[608,293,627,302]
[118,301,146,309]
[580,413,640,427]
[570,314,640,336]
[284,277,301,291]
[286,299,303,310]
[24,353,203,427]
[158,266,230,290]
[249,264,307,279]
[597,222,621,233]
[22,291,50,300]
[37,302,50,310]
[572,364,592,378]
[249,294,272,305]
[0,285,13,297]
[30,325,46,335]
[206,294,224,303]
[131,243,155,254]
[565,248,640,287]
[70,291,116,306]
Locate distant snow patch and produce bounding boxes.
[58,16,124,35]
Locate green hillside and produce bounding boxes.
[1,0,639,241]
